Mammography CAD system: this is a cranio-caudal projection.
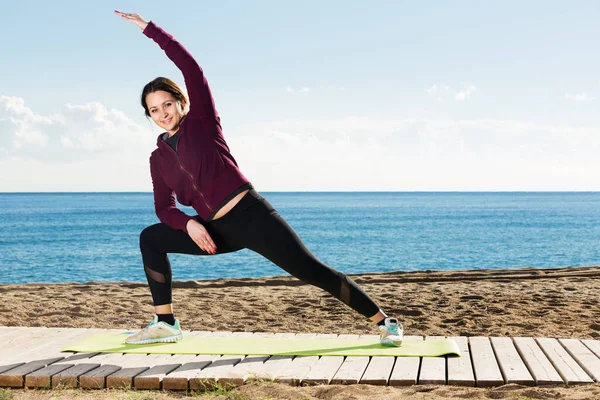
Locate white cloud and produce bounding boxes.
[0,96,156,191]
[426,83,450,102]
[427,83,476,102]
[455,85,477,101]
[227,117,600,191]
[565,92,595,102]
[285,85,311,93]
[0,96,154,163]
[318,85,345,92]
[2,95,600,192]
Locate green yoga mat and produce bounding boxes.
[63,333,461,357]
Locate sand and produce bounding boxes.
[0,266,599,399]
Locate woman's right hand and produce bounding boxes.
[114,10,148,31]
[186,219,217,254]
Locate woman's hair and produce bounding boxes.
[141,77,188,117]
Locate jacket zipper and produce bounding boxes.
[164,139,213,213]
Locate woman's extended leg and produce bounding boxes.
[210,190,402,345]
[235,194,403,345]
[245,209,382,318]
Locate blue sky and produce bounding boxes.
[1,1,599,191]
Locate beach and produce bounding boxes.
[1,266,599,399]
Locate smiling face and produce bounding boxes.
[145,90,185,136]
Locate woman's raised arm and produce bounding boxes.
[115,10,218,120]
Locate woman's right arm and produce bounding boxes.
[115,10,218,120]
[150,156,217,254]
[150,155,194,233]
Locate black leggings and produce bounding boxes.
[139,189,381,319]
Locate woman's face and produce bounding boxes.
[146,90,184,135]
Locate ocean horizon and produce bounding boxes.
[1,191,599,285]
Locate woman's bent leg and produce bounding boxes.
[139,221,241,306]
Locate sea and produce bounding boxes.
[1,192,599,284]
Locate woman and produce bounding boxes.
[115,10,403,347]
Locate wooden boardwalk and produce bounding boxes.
[0,326,598,390]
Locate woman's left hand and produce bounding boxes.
[114,10,148,31]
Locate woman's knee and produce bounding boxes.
[139,224,161,250]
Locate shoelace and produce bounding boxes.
[139,321,157,332]
[387,325,399,335]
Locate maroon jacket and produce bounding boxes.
[144,22,252,232]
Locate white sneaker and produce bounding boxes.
[125,315,183,345]
[379,317,403,347]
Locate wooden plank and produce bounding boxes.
[389,335,423,387]
[513,337,564,385]
[24,363,73,389]
[331,356,369,385]
[302,356,344,386]
[0,328,71,365]
[53,352,101,365]
[469,336,504,387]
[447,336,475,387]
[218,355,270,387]
[360,357,395,385]
[123,332,226,388]
[79,353,125,389]
[188,331,248,390]
[0,357,63,388]
[3,328,109,365]
[162,355,218,391]
[134,354,196,390]
[51,351,105,388]
[419,336,446,385]
[272,333,319,386]
[245,333,297,383]
[0,328,35,376]
[491,337,535,386]
[324,334,369,385]
[0,362,26,378]
[358,333,394,386]
[89,329,198,391]
[77,330,152,391]
[189,355,243,390]
[0,328,32,374]
[582,340,600,358]
[559,339,600,382]
[106,354,156,389]
[52,364,101,389]
[536,338,594,385]
[0,328,25,342]
[246,355,295,383]
[217,332,274,387]
[300,333,346,386]
[133,331,208,390]
[275,356,319,386]
[211,332,272,387]
[162,331,232,391]
[1,329,105,388]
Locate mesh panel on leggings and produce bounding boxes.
[145,265,167,283]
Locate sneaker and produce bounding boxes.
[379,317,403,347]
[125,315,183,345]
